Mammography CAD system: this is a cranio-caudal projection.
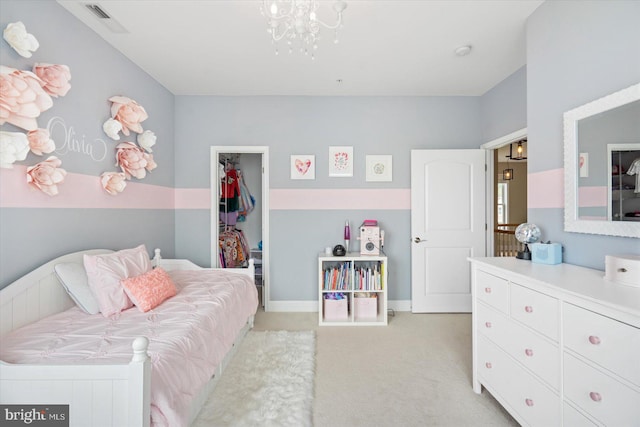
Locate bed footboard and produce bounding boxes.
[0,337,151,427]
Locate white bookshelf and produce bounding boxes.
[318,253,388,326]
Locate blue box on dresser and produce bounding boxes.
[530,243,562,265]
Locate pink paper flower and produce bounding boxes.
[0,65,53,131]
[115,141,149,179]
[27,128,55,155]
[109,96,148,136]
[144,152,157,172]
[26,156,66,196]
[32,63,71,98]
[101,171,127,195]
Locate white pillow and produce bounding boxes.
[54,262,100,315]
[83,244,152,318]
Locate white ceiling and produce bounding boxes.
[57,0,544,96]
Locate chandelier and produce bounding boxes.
[261,0,348,59]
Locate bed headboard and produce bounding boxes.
[0,249,112,337]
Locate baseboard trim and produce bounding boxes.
[267,300,411,312]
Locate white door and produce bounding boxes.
[411,149,486,313]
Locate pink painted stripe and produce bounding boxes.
[175,188,211,209]
[528,168,564,209]
[578,186,607,208]
[270,188,411,210]
[0,166,174,209]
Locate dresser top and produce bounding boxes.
[469,257,640,321]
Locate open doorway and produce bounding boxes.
[482,129,528,257]
[211,146,270,310]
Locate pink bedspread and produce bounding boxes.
[0,269,258,427]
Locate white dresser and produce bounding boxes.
[469,257,640,427]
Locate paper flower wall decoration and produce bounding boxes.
[109,96,148,135]
[115,141,156,180]
[137,130,156,152]
[101,171,127,195]
[32,63,71,97]
[3,21,39,58]
[26,156,66,196]
[27,129,55,155]
[103,118,122,140]
[0,131,30,168]
[0,65,53,131]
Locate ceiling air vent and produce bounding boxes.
[84,3,129,33]
[85,4,110,19]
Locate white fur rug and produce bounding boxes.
[192,330,316,427]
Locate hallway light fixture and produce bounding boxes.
[505,139,527,160]
[260,0,347,60]
[503,168,513,181]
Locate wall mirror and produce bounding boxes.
[564,83,640,238]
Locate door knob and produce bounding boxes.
[414,237,427,243]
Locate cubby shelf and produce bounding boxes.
[318,253,388,326]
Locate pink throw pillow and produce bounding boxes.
[83,244,151,317]
[121,267,177,312]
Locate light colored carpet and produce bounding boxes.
[252,311,519,427]
[192,330,315,427]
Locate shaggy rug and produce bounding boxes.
[192,330,316,427]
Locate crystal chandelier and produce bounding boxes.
[261,0,348,59]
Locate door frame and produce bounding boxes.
[480,127,527,256]
[211,146,270,311]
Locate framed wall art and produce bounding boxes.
[328,146,353,177]
[290,154,315,180]
[366,155,392,182]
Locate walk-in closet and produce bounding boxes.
[212,147,269,309]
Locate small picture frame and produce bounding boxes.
[290,155,315,180]
[328,146,353,177]
[366,155,392,182]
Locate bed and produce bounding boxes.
[0,247,257,427]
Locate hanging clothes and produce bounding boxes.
[220,163,241,225]
[236,169,256,222]
[627,157,640,193]
[219,228,250,268]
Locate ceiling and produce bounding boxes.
[57,0,544,96]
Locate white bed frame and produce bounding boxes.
[0,249,255,427]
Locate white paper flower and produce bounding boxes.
[0,131,30,168]
[103,118,122,140]
[3,21,39,58]
[137,130,156,152]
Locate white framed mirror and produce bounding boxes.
[564,83,640,238]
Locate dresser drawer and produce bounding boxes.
[478,334,561,427]
[563,303,640,387]
[505,318,560,391]
[563,403,600,427]
[564,352,640,426]
[476,302,510,348]
[475,270,509,313]
[510,283,559,341]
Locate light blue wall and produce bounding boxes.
[526,0,640,269]
[480,66,527,143]
[0,1,176,287]
[174,96,482,301]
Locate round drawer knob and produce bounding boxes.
[485,362,492,369]
[525,348,534,357]
[485,322,492,328]
[524,305,533,313]
[484,287,492,293]
[525,399,534,407]
[589,392,602,402]
[588,335,601,345]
